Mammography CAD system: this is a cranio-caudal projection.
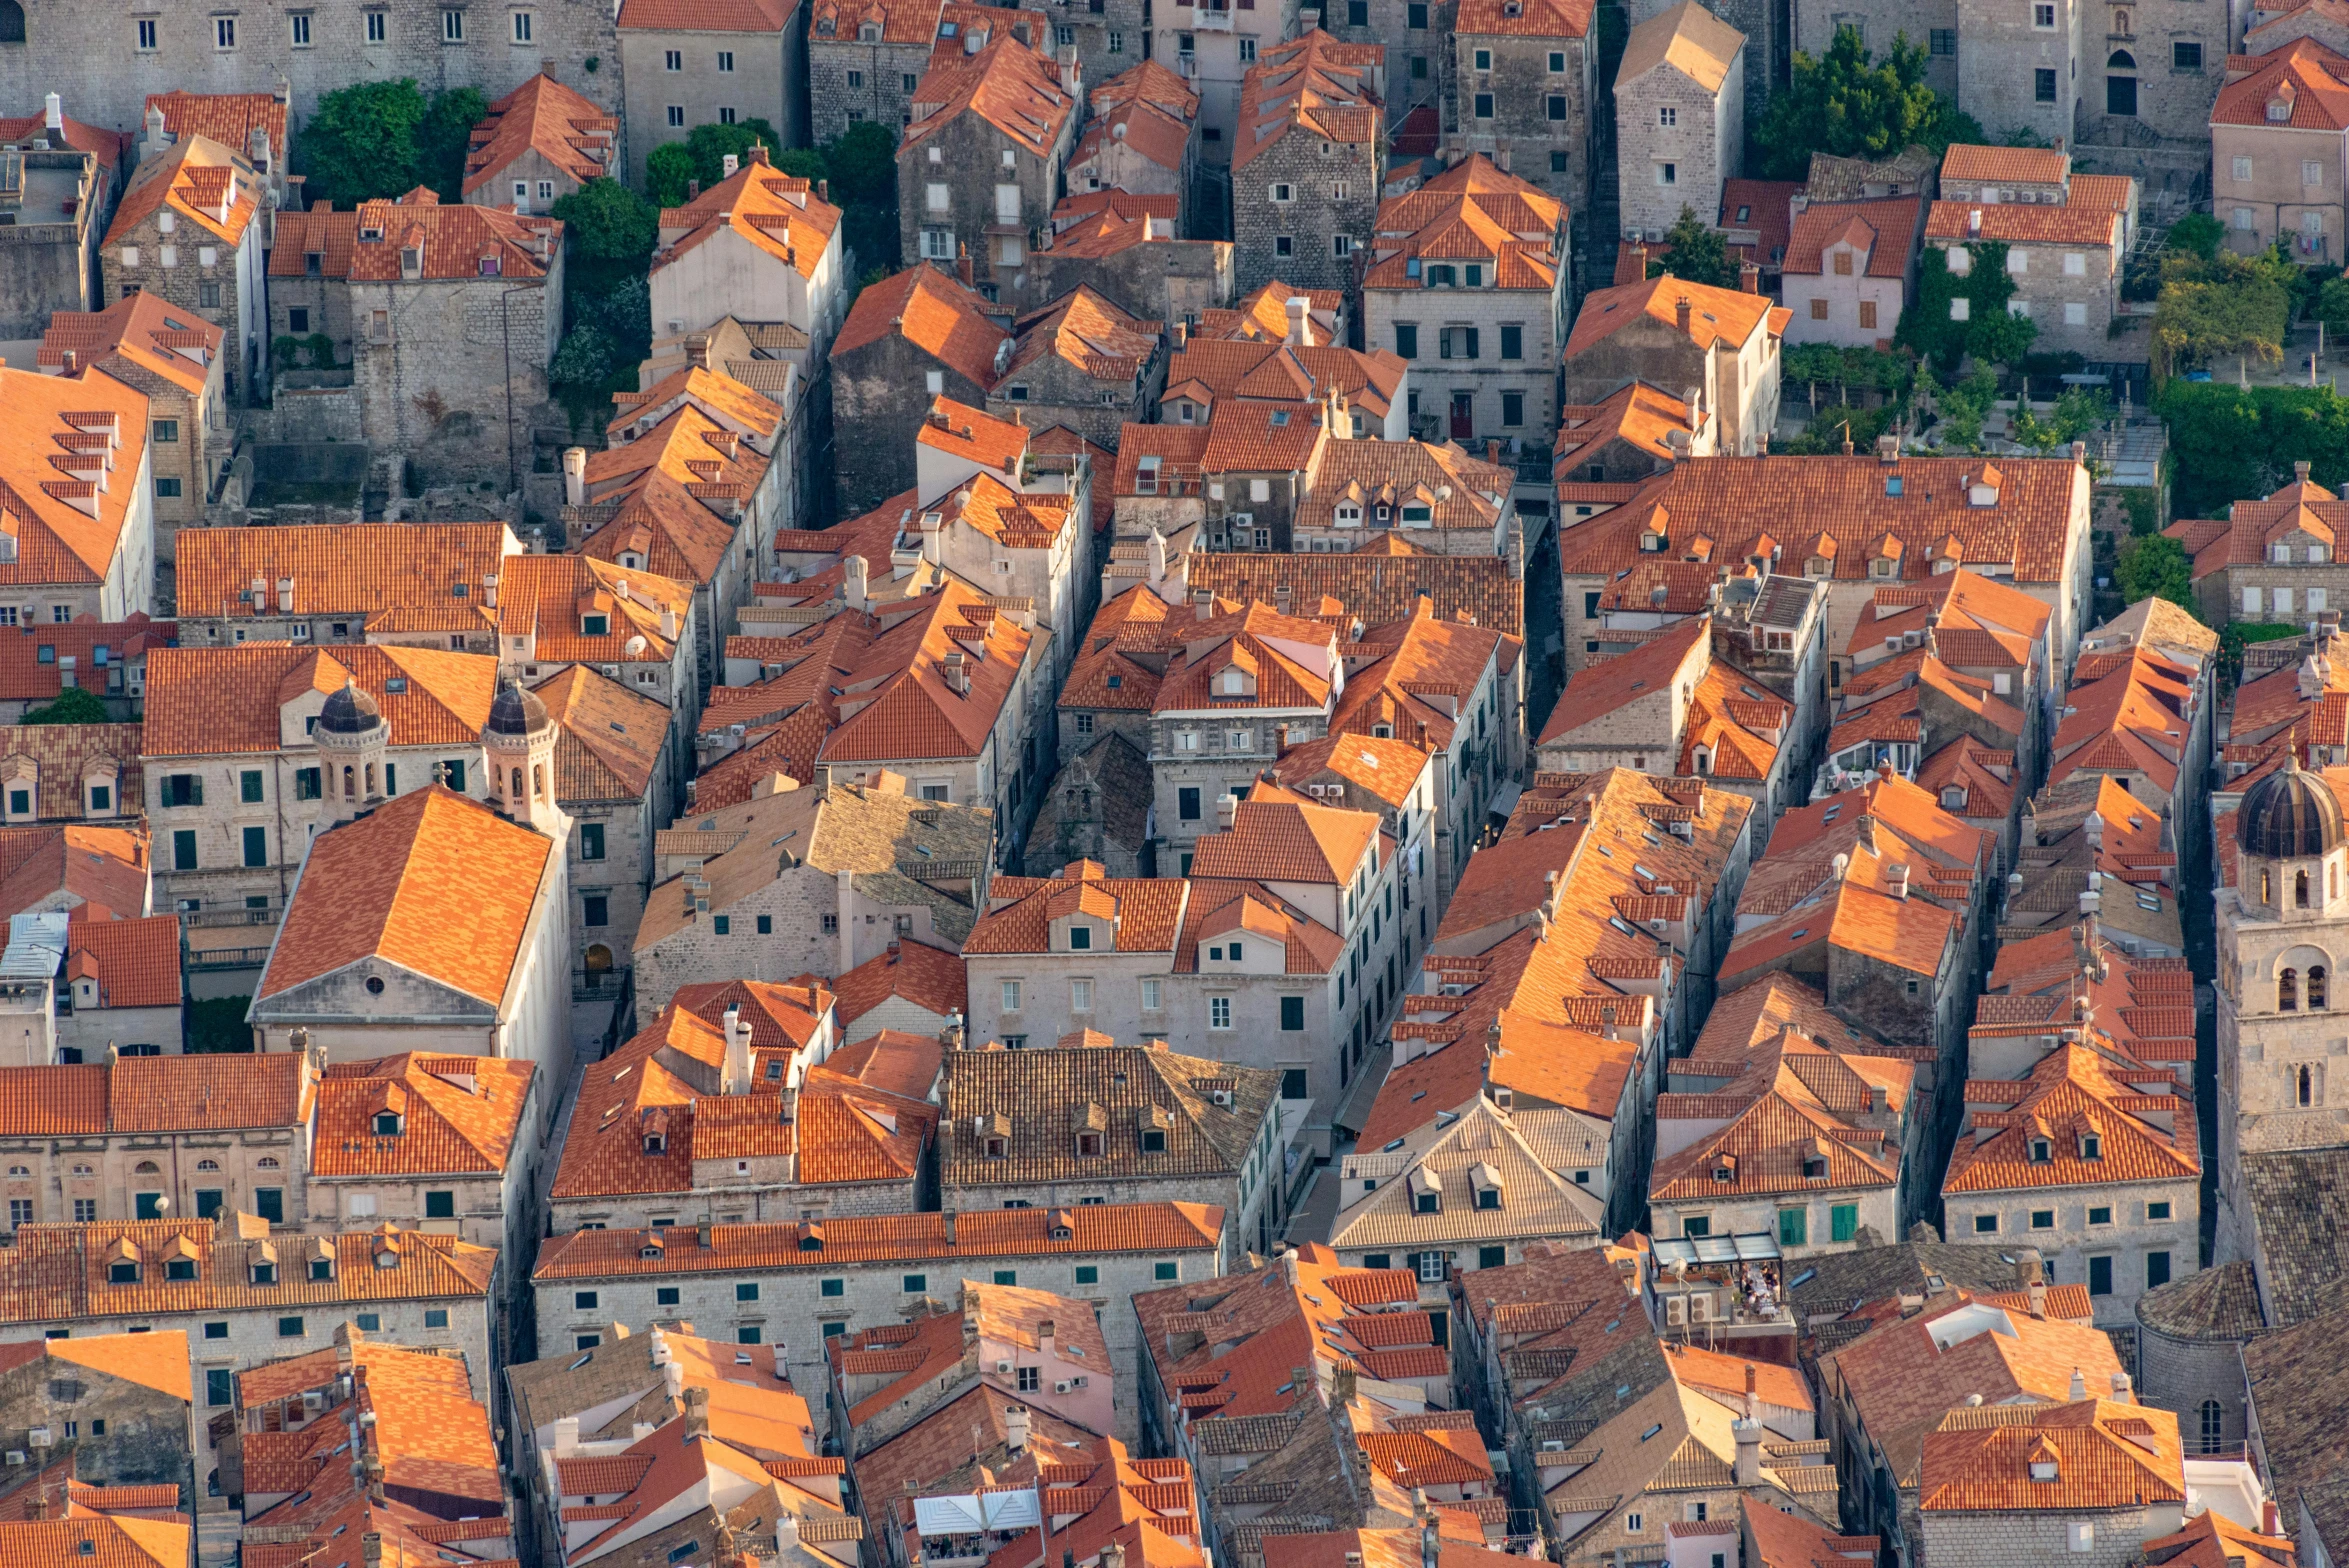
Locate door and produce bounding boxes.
[1449,392,1474,439]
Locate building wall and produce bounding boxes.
[102,353,228,558]
[902,110,1075,292]
[1450,35,1601,216]
[619,20,805,187]
[56,1001,185,1057]
[1943,1176,2200,1325]
[0,1123,308,1231]
[1781,255,1906,347]
[1324,0,1453,120]
[0,151,102,340]
[0,0,622,129]
[2134,1324,2251,1455]
[808,34,937,144]
[1934,236,2121,359]
[2076,0,2223,186]
[348,258,563,489]
[2211,123,2349,263]
[634,859,970,1009]
[1917,1503,2169,1568]
[1617,51,1743,242]
[1020,239,1237,325]
[1956,0,2083,146]
[0,1354,192,1493]
[530,1235,1226,1390]
[106,217,265,406]
[1366,276,1566,449]
[1154,0,1305,163]
[831,334,996,521]
[1231,131,1382,294]
[1789,0,1957,93]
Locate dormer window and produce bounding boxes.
[109,1259,139,1284]
[1470,1164,1504,1210]
[2080,1134,2102,1161]
[1141,1128,1166,1152]
[1068,924,1093,950]
[1336,503,1362,525]
[1802,1156,1829,1179]
[984,1136,1008,1157]
[310,1256,335,1281]
[479,254,502,277]
[583,613,609,635]
[1223,670,1243,694]
[400,245,423,277]
[1076,1132,1103,1156]
[1871,557,1895,578]
[251,1261,278,1285]
[644,1130,666,1155]
[1401,504,1431,524]
[2269,97,2291,121]
[2029,1138,2052,1162]
[167,1258,196,1281]
[2030,1455,2059,1482]
[1414,1190,1440,1213]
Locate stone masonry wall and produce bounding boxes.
[1232,130,1382,295]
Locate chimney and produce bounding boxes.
[143,103,166,149]
[2110,1371,2133,1405]
[958,244,975,288]
[1626,241,1648,279]
[721,1005,754,1094]
[1216,793,1237,830]
[2265,1502,2281,1537]
[1738,261,1759,293]
[1887,863,1909,900]
[1487,438,1501,468]
[1286,295,1313,347]
[2028,1276,2048,1318]
[776,1514,802,1556]
[278,576,296,613]
[1059,45,1080,97]
[819,177,829,204]
[1731,1418,1762,1486]
[1674,295,1692,335]
[1193,589,1214,621]
[1037,1319,1055,1359]
[1146,527,1168,585]
[1419,1495,1439,1568]
[1968,208,1983,238]
[2297,460,2314,484]
[1742,1362,1759,1421]
[362,1536,382,1568]
[660,601,681,640]
[44,93,61,133]
[553,1415,581,1456]
[722,153,740,178]
[749,143,769,166]
[687,178,700,201]
[845,553,870,613]
[563,447,587,509]
[1003,1404,1031,1452]
[2069,1367,2087,1401]
[682,1384,712,1441]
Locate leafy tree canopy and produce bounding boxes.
[1753,27,1977,179]
[295,80,487,208]
[416,86,486,201]
[822,122,899,208]
[645,143,697,210]
[2114,533,2195,612]
[1645,205,1738,289]
[2316,273,2349,337]
[2155,382,2349,516]
[19,688,109,726]
[551,177,658,296]
[2168,211,2225,262]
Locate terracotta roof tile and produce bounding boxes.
[656,160,842,284]
[143,642,498,757]
[1923,200,2121,247]
[461,73,616,195]
[832,937,967,1029]
[833,267,1010,389]
[1918,1398,2182,1512]
[64,914,180,1009]
[175,521,513,623]
[1566,273,1778,358]
[1554,381,1709,473]
[312,1054,534,1177]
[0,367,152,588]
[1615,0,1744,91]
[101,134,261,249]
[257,786,553,1006]
[901,34,1077,158]
[1233,32,1385,171]
[1783,197,1923,280]
[0,721,144,819]
[39,292,222,397]
[1718,180,1799,268]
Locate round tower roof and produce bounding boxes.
[485,678,552,738]
[2239,753,2344,860]
[316,680,383,735]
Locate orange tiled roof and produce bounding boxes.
[1194,280,1345,343]
[1364,155,1565,292]
[901,33,1078,159]
[266,188,560,281]
[101,134,261,249]
[312,1054,535,1178]
[146,90,288,166]
[1783,196,1923,279]
[142,642,497,757]
[815,579,1032,764]
[0,108,128,171]
[64,914,180,1009]
[1718,179,1799,268]
[1565,272,1779,357]
[534,1201,1224,1278]
[1918,1398,2183,1512]
[0,1514,188,1568]
[575,404,769,588]
[656,157,843,284]
[257,787,554,1006]
[1942,1043,2197,1193]
[1554,381,1708,473]
[39,291,222,398]
[621,0,795,27]
[1233,31,1385,171]
[1923,199,2121,247]
[0,824,149,924]
[0,367,152,588]
[832,265,1009,389]
[1003,286,1162,385]
[809,0,943,43]
[462,73,616,195]
[1939,144,2070,186]
[1456,0,1593,32]
[175,521,514,622]
[831,934,964,1028]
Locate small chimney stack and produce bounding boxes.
[563,447,588,509]
[1285,295,1313,347]
[683,1384,711,1441]
[845,553,870,613]
[1216,793,1237,830]
[1739,260,1759,293]
[1732,1418,1762,1486]
[1675,295,1693,335]
[1003,1404,1032,1453]
[44,93,62,133]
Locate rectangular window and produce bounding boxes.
[2032,1209,2056,1229]
[2036,67,2058,100]
[216,16,236,46]
[713,915,731,935]
[993,1270,1017,1286]
[2147,1251,2171,1288]
[1210,996,1232,1030]
[667,105,685,127]
[1154,1261,1179,1281]
[903,1274,927,1293]
[1502,391,1524,426]
[1280,996,1305,1030]
[1859,300,1878,330]
[1474,92,1494,117]
[1178,787,1201,821]
[443,8,464,40]
[425,1308,448,1328]
[241,768,265,803]
[511,9,531,39]
[424,1191,455,1219]
[1830,1204,1857,1242]
[2089,1205,2114,1226]
[1778,1208,1808,1247]
[242,825,267,867]
[155,476,183,499]
[172,829,197,871]
[657,1287,681,1306]
[736,1282,759,1302]
[1075,1264,1100,1285]
[2148,1201,2172,1221]
[1498,324,1523,360]
[278,1317,304,1338]
[1393,322,1418,358]
[1974,1212,1999,1234]
[207,1369,232,1405]
[716,47,732,68]
[1548,94,1568,120]
[136,18,157,47]
[153,418,180,444]
[1930,27,1955,51]
[575,1291,599,1310]
[367,11,386,40]
[2173,40,2201,69]
[291,12,311,42]
[2089,1255,2113,1295]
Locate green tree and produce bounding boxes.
[1900,242,2020,373]
[296,79,431,209]
[2152,274,2288,380]
[645,143,696,209]
[2313,273,2349,337]
[2167,212,2226,262]
[683,120,781,185]
[19,688,109,726]
[1646,205,1738,288]
[821,121,899,207]
[2114,533,2195,611]
[417,86,487,201]
[1933,363,2001,450]
[773,147,829,183]
[2155,381,2349,516]
[1966,305,2038,371]
[1754,27,1953,179]
[551,177,659,297]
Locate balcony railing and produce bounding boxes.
[573,965,631,1002]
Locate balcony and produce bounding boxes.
[1190,5,1234,29]
[573,964,631,1003]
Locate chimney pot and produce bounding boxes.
[1674,295,1693,334]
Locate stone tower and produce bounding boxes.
[2214,752,2349,1258]
[481,677,566,838]
[313,680,387,825]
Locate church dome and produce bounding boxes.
[2239,754,2344,860]
[485,679,552,737]
[317,680,382,734]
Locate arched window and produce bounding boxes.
[0,0,24,44]
[2282,968,2300,1010]
[2297,868,2310,907]
[2312,966,2329,1009]
[2301,1063,2317,1106]
[2199,1400,2225,1454]
[2264,868,2275,904]
[510,767,524,798]
[342,765,356,800]
[2108,48,2136,67]
[532,763,545,799]
[134,1160,160,1174]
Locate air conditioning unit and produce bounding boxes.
[1539,1439,1564,1453]
[1211,1089,1233,1106]
[1688,1294,1712,1322]
[1055,1380,1072,1394]
[4,1453,22,1467]
[996,1360,1014,1375]
[303,1390,324,1411]
[1664,1298,1686,1326]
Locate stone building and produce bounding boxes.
[651,152,849,375]
[1552,380,1716,481]
[528,1202,1227,1388]
[1779,195,1924,346]
[0,104,117,341]
[2133,1260,2265,1457]
[987,287,1167,451]
[1230,32,1386,295]
[1361,155,1569,453]
[548,987,947,1229]
[938,1040,1287,1250]
[0,1331,194,1503]
[1068,61,1198,205]
[2210,40,2349,264]
[1449,0,1601,215]
[1941,1043,2200,1326]
[2166,468,2349,627]
[1156,0,1309,161]
[899,37,1081,293]
[38,293,226,560]
[2072,0,2222,193]
[2212,758,2349,1261]
[1955,0,2084,147]
[460,71,616,212]
[0,366,156,623]
[618,0,808,182]
[830,266,1012,514]
[0,0,621,130]
[1330,1094,1606,1272]
[1914,1399,2187,1568]
[809,0,1047,142]
[100,134,266,406]
[1614,1,1745,242]
[1923,152,2135,360]
[1562,274,1784,455]
[1025,195,1237,322]
[269,190,563,488]
[630,773,995,1009]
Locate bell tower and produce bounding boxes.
[313,680,388,826]
[480,678,567,838]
